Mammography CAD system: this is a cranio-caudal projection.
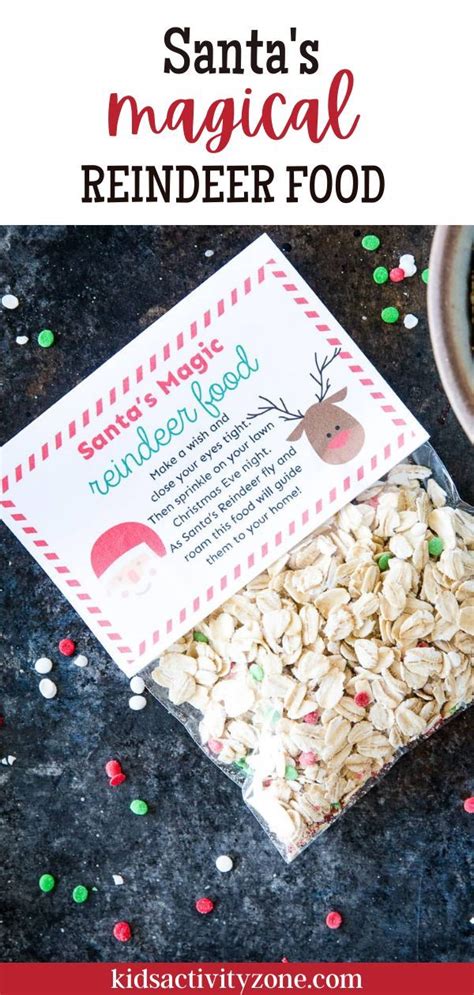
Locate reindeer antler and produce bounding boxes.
[247,396,304,422]
[310,347,342,402]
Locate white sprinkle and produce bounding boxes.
[215,854,233,873]
[7,755,16,765]
[399,254,417,277]
[16,335,29,346]
[129,675,145,694]
[204,249,214,258]
[113,874,124,886]
[2,293,19,310]
[403,314,419,330]
[39,678,57,699]
[128,694,147,711]
[35,657,53,674]
[74,654,88,668]
[470,916,474,925]
[1,758,8,765]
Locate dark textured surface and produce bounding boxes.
[0,226,473,964]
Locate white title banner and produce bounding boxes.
[0,0,471,222]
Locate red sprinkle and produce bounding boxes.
[113,921,132,942]
[304,711,319,725]
[0,715,5,727]
[207,738,223,754]
[58,638,76,657]
[390,267,405,282]
[463,797,474,813]
[354,692,371,708]
[195,897,214,915]
[109,772,127,787]
[105,759,122,778]
[417,641,430,648]
[299,751,317,767]
[326,911,343,929]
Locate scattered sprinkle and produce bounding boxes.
[112,874,124,886]
[403,314,419,330]
[7,755,16,765]
[234,757,249,773]
[58,638,76,657]
[130,799,148,816]
[326,910,343,929]
[389,267,405,283]
[105,759,122,778]
[428,537,444,558]
[110,772,127,786]
[39,873,56,893]
[381,306,399,324]
[303,711,319,725]
[249,663,264,682]
[2,293,19,309]
[129,675,145,694]
[354,692,371,708]
[16,335,29,346]
[204,249,215,258]
[470,916,474,925]
[128,694,147,711]
[39,678,57,700]
[193,631,209,643]
[378,552,393,571]
[421,268,429,284]
[372,266,388,285]
[207,738,223,754]
[399,254,417,277]
[74,654,88,668]
[299,751,317,767]
[38,328,55,348]
[361,234,380,251]
[113,920,132,942]
[72,885,89,904]
[195,897,214,915]
[215,854,233,873]
[35,657,53,675]
[463,797,474,814]
[285,764,298,781]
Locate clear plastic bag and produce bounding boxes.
[144,443,474,861]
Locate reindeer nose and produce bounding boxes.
[326,428,351,451]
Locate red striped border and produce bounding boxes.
[267,260,407,430]
[1,252,418,667]
[1,264,267,496]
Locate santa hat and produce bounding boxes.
[91,522,166,578]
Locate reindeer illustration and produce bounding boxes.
[247,348,365,465]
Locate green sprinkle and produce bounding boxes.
[373,266,388,285]
[38,328,55,348]
[72,885,89,904]
[378,552,393,571]
[193,631,209,643]
[39,873,56,893]
[130,798,149,816]
[331,802,342,810]
[428,536,444,558]
[361,234,380,251]
[285,764,298,781]
[249,663,264,682]
[381,306,400,324]
[234,757,249,773]
[421,268,429,284]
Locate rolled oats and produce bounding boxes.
[149,451,473,861]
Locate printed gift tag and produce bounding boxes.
[1,235,428,673]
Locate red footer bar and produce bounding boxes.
[0,963,473,995]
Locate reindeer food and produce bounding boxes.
[148,449,474,860]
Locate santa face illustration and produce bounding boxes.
[90,522,166,599]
